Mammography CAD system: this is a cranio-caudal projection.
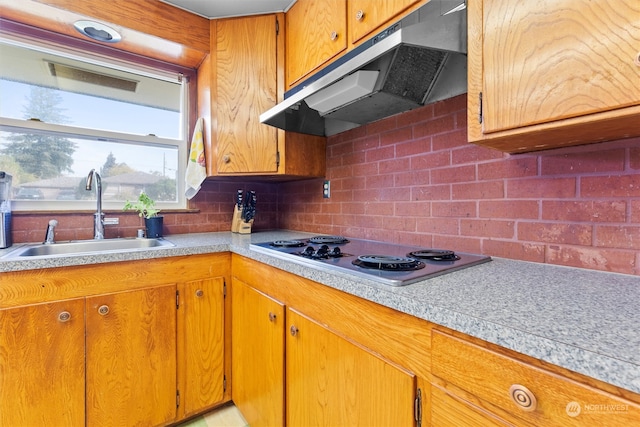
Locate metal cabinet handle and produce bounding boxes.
[509,384,537,412]
[330,31,338,41]
[222,155,231,163]
[269,312,277,322]
[98,305,110,316]
[355,10,365,21]
[290,325,299,336]
[58,311,71,322]
[195,289,204,297]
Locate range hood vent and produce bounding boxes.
[260,0,467,137]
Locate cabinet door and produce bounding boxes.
[231,278,285,427]
[216,15,279,174]
[0,299,85,427]
[348,0,421,44]
[86,285,177,427]
[482,0,640,133]
[179,277,225,417]
[286,0,347,87]
[286,308,416,427]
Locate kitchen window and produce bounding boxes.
[0,29,190,212]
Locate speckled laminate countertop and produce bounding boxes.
[1,230,639,394]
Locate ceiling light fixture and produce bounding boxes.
[73,20,122,43]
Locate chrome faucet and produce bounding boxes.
[43,219,58,244]
[86,169,104,239]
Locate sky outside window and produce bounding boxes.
[0,40,186,206]
[0,79,181,175]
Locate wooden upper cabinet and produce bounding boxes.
[468,0,640,152]
[215,15,279,174]
[483,0,640,132]
[203,14,326,178]
[286,0,348,88]
[285,0,427,89]
[348,0,421,45]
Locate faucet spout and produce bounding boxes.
[86,169,104,239]
[43,219,58,244]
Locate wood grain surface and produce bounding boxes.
[432,329,640,426]
[482,0,640,133]
[85,284,177,426]
[0,298,85,426]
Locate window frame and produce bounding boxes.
[0,19,197,213]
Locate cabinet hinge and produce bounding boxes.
[223,280,227,298]
[176,290,179,309]
[223,375,227,392]
[414,388,422,427]
[275,18,280,36]
[478,91,483,124]
[176,389,180,408]
[276,151,280,169]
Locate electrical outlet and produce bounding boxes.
[323,180,330,198]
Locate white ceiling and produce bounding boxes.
[159,0,297,19]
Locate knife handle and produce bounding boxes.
[236,189,243,208]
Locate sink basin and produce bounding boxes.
[1,238,175,259]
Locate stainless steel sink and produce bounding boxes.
[1,238,175,258]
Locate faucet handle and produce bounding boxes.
[103,218,120,225]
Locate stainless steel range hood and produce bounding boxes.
[260,0,467,137]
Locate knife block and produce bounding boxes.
[231,205,254,234]
[231,205,243,233]
[238,218,254,234]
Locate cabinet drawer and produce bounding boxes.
[431,385,510,427]
[432,329,640,426]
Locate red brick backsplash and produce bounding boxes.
[278,94,640,276]
[11,180,280,243]
[9,94,639,276]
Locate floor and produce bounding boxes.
[178,403,248,427]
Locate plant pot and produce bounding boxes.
[144,216,164,238]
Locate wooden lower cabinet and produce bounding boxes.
[86,285,177,426]
[286,308,416,427]
[431,385,511,427]
[231,278,285,427]
[0,253,230,427]
[6,252,639,427]
[232,254,640,427]
[231,257,425,427]
[431,329,640,426]
[179,277,226,418]
[0,298,86,427]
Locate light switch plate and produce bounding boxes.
[323,180,330,198]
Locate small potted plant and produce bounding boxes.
[123,192,163,238]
